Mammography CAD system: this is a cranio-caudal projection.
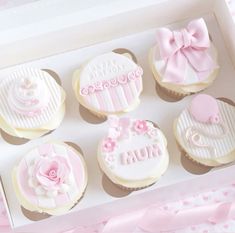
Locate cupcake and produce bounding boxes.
[149,18,219,99]
[97,116,169,189]
[174,94,235,166]
[12,142,87,216]
[0,67,66,139]
[72,52,143,118]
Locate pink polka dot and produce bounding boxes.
[163,205,168,210]
[223,224,229,229]
[183,200,190,206]
[191,226,196,231]
[202,195,209,201]
[223,191,229,196]
[203,230,208,233]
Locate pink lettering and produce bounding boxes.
[120,144,162,165]
[121,151,137,165]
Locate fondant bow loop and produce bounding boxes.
[156,18,217,83]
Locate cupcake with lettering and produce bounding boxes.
[12,142,88,216]
[72,52,143,118]
[149,18,219,99]
[97,116,169,189]
[0,67,66,140]
[174,94,235,166]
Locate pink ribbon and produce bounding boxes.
[156,18,217,83]
[139,202,234,232]
[60,202,235,233]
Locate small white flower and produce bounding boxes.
[60,184,70,193]
[35,186,45,196]
[46,190,58,198]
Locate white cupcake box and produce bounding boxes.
[0,0,235,232]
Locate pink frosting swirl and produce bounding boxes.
[128,71,136,81]
[33,156,71,191]
[117,75,128,84]
[94,81,104,91]
[102,80,111,89]
[135,67,143,77]
[80,87,89,96]
[87,85,96,94]
[110,78,118,87]
[80,66,143,96]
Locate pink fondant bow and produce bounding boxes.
[156,18,217,83]
[108,115,131,140]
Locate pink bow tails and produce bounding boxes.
[156,18,218,84]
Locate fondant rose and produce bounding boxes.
[33,156,71,191]
[80,87,89,96]
[110,78,118,87]
[135,67,143,77]
[117,75,128,84]
[147,128,159,138]
[128,71,136,81]
[88,85,96,94]
[102,80,111,89]
[133,120,148,134]
[102,137,116,153]
[94,81,103,91]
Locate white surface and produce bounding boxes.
[0,0,160,44]
[0,11,235,230]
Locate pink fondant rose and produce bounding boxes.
[34,156,71,191]
[102,137,116,153]
[133,120,148,134]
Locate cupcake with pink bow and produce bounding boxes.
[12,142,88,216]
[0,67,66,140]
[97,116,169,190]
[149,18,219,99]
[174,94,235,166]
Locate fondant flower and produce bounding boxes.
[135,67,143,77]
[102,137,116,153]
[133,120,148,134]
[33,156,71,191]
[147,128,159,138]
[110,78,118,87]
[117,75,128,84]
[102,80,111,89]
[80,87,89,96]
[127,71,136,81]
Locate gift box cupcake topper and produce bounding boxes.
[150,18,219,99]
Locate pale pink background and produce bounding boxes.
[0,0,235,232]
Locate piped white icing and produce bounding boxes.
[0,67,62,129]
[176,100,235,159]
[98,117,168,181]
[79,52,143,113]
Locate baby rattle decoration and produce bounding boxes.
[185,94,227,156]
